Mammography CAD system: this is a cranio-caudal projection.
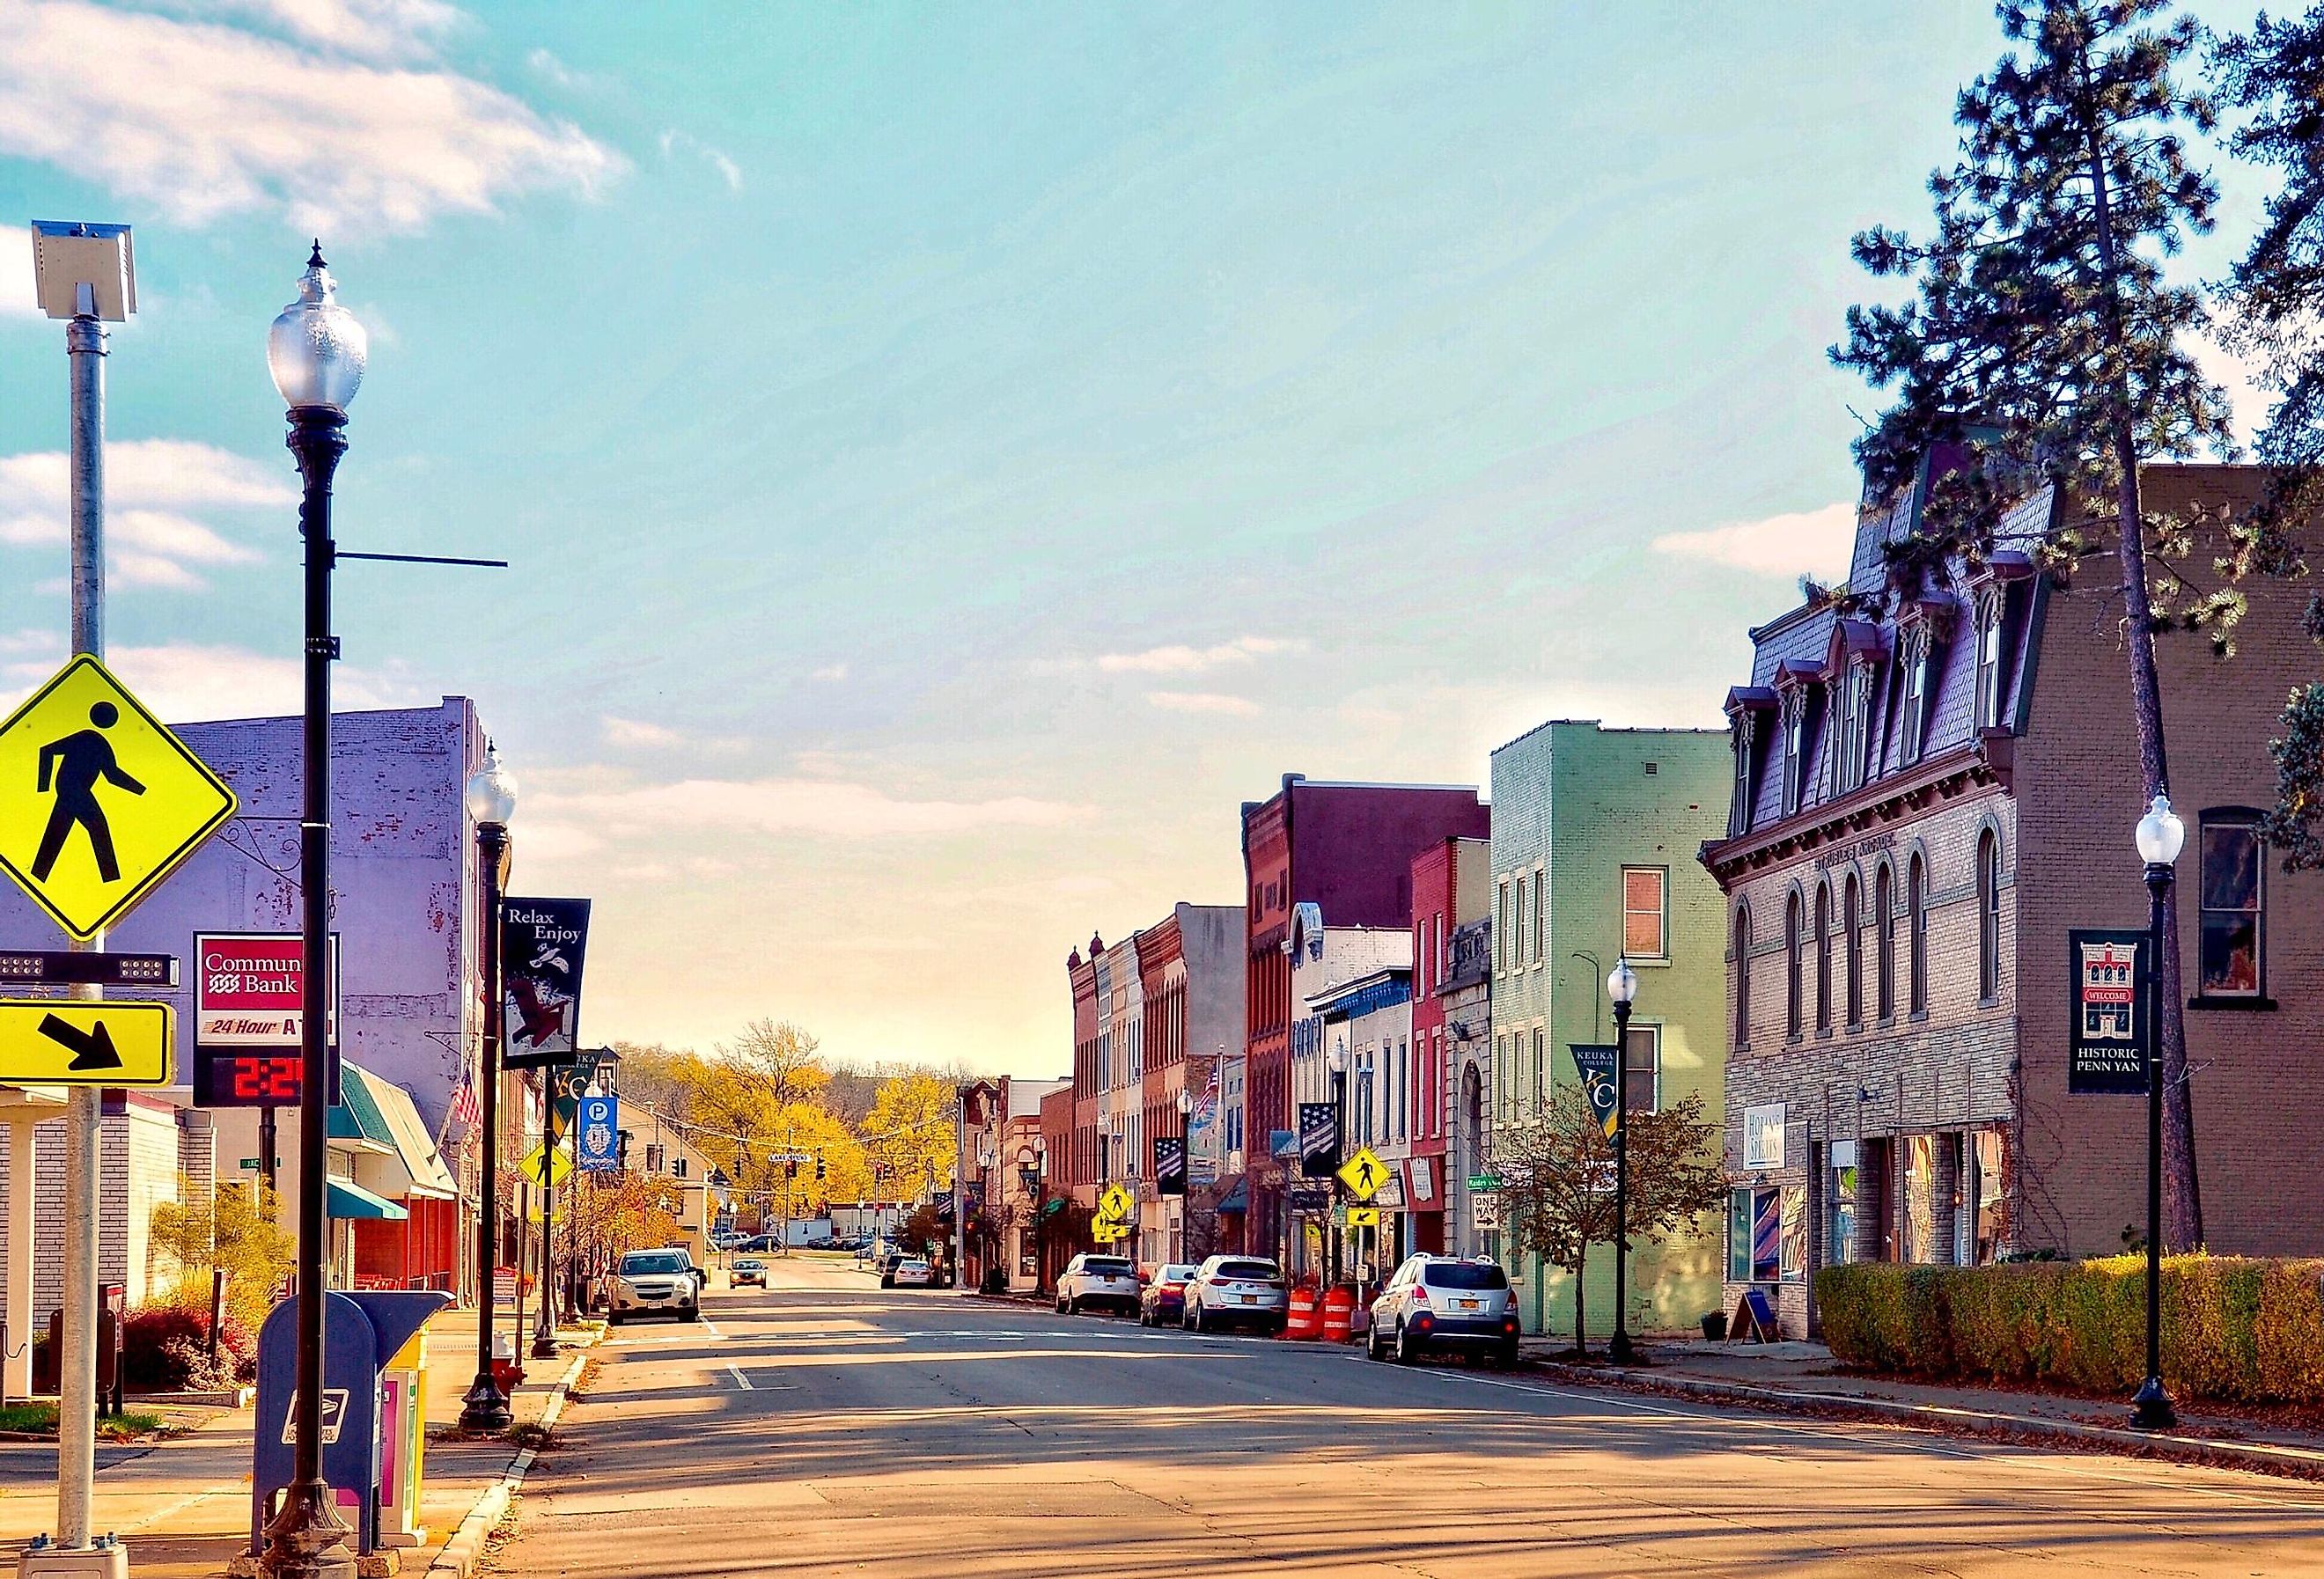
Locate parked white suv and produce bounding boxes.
[1367,1255,1519,1364]
[1180,1255,1288,1334]
[1055,1253,1141,1316]
[611,1248,701,1325]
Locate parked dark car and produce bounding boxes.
[1139,1263,1200,1326]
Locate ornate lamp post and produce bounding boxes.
[258,243,366,1579]
[459,745,518,1432]
[2132,795,2183,1430]
[1176,1086,1194,1262]
[1326,1039,1348,1284]
[1607,958,1639,1366]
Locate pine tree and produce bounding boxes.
[2216,7,2324,871]
[1834,0,2232,1250]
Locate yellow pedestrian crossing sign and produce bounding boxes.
[1337,1147,1389,1202]
[519,1142,571,1188]
[1097,1181,1135,1226]
[0,999,173,1087]
[0,657,235,941]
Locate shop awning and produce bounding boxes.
[346,1063,458,1201]
[327,1179,408,1221]
[1041,1197,1069,1216]
[1216,1178,1247,1214]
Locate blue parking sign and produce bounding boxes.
[577,1094,619,1170]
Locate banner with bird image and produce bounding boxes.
[501,896,591,1069]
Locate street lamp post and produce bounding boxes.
[533,1091,559,1361]
[2132,795,2183,1431]
[1176,1086,1194,1262]
[459,746,518,1433]
[1607,958,1639,1367]
[1326,1040,1347,1285]
[258,242,367,1579]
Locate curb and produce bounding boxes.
[1523,1360,2324,1483]
[423,1344,592,1578]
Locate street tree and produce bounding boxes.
[866,1070,959,1195]
[566,1171,688,1289]
[148,1179,295,1328]
[1833,0,2232,1247]
[1491,1088,1725,1355]
[2215,7,2324,870]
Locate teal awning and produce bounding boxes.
[328,1062,395,1146]
[327,1179,408,1221]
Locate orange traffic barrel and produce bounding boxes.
[1283,1285,1320,1340]
[1320,1285,1355,1343]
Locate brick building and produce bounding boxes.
[1489,720,1731,1337]
[1411,836,1489,1257]
[1701,461,2324,1338]
[1237,776,1489,1270]
[1134,903,1244,1266]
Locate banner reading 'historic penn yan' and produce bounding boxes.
[501,897,591,1069]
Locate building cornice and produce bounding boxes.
[1697,739,2006,887]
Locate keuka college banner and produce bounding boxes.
[502,897,592,1069]
[2068,927,2150,1095]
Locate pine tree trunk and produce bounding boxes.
[2085,91,2205,1251]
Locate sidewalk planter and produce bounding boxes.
[1816,1255,2324,1405]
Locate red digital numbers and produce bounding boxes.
[226,1055,299,1103]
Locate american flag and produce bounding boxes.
[446,1069,481,1133]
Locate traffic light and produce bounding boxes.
[815,1155,827,1182]
[786,1158,798,1180]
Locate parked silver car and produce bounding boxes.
[1055,1253,1141,1315]
[1181,1255,1288,1334]
[610,1248,701,1325]
[1366,1255,1519,1364]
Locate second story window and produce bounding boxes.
[1875,863,1895,1020]
[1844,871,1864,1027]
[1785,891,1804,1039]
[1515,875,1529,969]
[2198,812,2265,998]
[1977,829,2004,1002]
[1814,882,1833,1033]
[1622,867,1667,960]
[1733,902,1753,1047]
[1908,853,1930,1015]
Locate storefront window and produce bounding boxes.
[1829,1142,1858,1267]
[1974,1130,2005,1265]
[1900,1135,1936,1264]
[1728,1186,1783,1283]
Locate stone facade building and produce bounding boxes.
[1702,461,2324,1338]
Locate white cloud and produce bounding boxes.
[1650,503,1857,580]
[601,716,684,750]
[0,3,623,236]
[1146,690,1261,716]
[1098,635,1303,674]
[523,775,1092,856]
[0,632,419,720]
[658,129,742,192]
[0,438,291,590]
[810,662,849,682]
[169,0,463,62]
[0,229,37,320]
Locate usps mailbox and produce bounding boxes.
[250,1289,448,1558]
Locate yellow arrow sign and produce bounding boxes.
[1337,1147,1389,1202]
[518,1143,571,1188]
[0,1000,173,1087]
[1346,1206,1379,1230]
[0,657,236,941]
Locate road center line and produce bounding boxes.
[728,1363,753,1391]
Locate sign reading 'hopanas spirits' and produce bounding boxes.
[2068,927,2150,1095]
[501,898,591,1069]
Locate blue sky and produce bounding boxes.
[0,1,2267,1075]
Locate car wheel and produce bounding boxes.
[1494,1340,1520,1370]
[608,1311,624,1326]
[1068,1296,1081,1316]
[1186,1302,1202,1333]
[1395,1322,1418,1363]
[684,1306,702,1323]
[1055,1296,1068,1315]
[881,1275,894,1289]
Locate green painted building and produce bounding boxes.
[1486,720,1731,1339]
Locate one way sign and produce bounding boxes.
[0,999,173,1086]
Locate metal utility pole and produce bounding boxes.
[1607,959,1639,1367]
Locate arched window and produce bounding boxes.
[1734,903,1753,1047]
[1978,828,2003,1000]
[1908,853,1930,1014]
[1875,863,1895,1020]
[1785,892,1804,1038]
[1814,882,1833,1032]
[1844,872,1864,1027]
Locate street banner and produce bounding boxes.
[1297,1101,1339,1178]
[1153,1135,1186,1196]
[2068,928,2150,1095]
[501,898,591,1069]
[1570,1043,1621,1136]
[1186,1058,1219,1186]
[1288,1178,1332,1214]
[577,1096,619,1170]
[550,1048,603,1136]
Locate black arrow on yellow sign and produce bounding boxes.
[38,1011,122,1072]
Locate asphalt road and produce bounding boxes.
[489,1257,2324,1577]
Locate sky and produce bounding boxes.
[0,1,2275,1078]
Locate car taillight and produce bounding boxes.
[1409,1288,1429,1306]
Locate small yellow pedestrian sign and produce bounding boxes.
[1097,1181,1135,1225]
[0,999,173,1087]
[1346,1207,1379,1230]
[519,1143,571,1188]
[0,656,236,941]
[1337,1147,1389,1202]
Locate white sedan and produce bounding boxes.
[890,1258,935,1288]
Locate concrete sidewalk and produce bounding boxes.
[0,1304,597,1577]
[1518,1334,2324,1479]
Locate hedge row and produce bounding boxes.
[1814,1255,2324,1405]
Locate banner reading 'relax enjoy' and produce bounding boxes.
[501,897,591,1069]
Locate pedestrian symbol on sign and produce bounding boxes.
[33,702,145,884]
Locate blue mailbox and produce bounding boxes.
[251,1289,449,1558]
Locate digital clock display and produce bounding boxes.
[193,1049,305,1107]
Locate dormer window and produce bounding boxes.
[1837,660,1877,794]
[1781,688,1808,817]
[1730,712,1755,835]
[1974,587,2004,731]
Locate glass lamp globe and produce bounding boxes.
[268,243,367,412]
[1607,958,1640,1007]
[1178,1088,1194,1115]
[465,743,518,827]
[2135,794,2185,867]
